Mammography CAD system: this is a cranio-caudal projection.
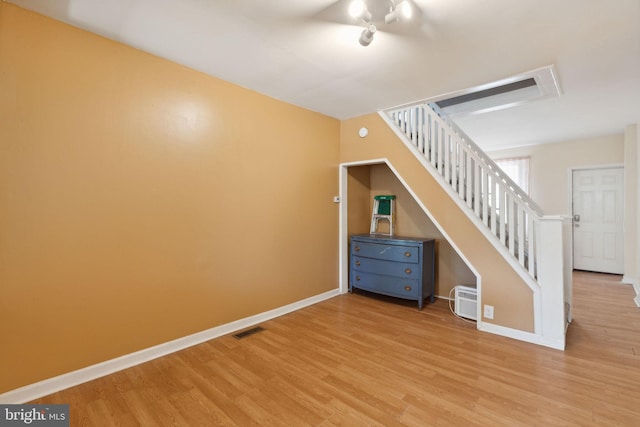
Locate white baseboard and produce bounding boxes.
[621,276,640,308]
[0,289,341,404]
[479,322,565,351]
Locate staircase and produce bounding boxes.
[380,102,573,350]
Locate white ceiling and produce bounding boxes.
[8,0,640,150]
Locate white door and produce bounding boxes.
[572,167,624,274]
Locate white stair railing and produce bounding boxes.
[382,102,573,349]
[385,102,543,280]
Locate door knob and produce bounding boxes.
[573,214,580,222]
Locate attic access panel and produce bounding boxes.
[434,66,561,118]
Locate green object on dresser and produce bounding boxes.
[371,195,396,235]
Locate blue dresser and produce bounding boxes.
[349,234,435,310]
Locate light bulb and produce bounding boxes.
[398,1,412,19]
[349,0,372,22]
[385,1,412,24]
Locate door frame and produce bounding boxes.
[568,163,624,273]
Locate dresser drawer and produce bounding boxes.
[351,271,421,299]
[349,234,435,310]
[351,241,419,263]
[351,255,421,279]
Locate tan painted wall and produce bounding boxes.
[341,115,535,333]
[488,134,625,215]
[368,164,476,297]
[0,4,340,393]
[347,166,372,236]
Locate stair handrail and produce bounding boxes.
[427,103,544,217]
[384,102,543,280]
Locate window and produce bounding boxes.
[495,156,530,194]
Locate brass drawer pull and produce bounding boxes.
[355,246,360,252]
[404,285,412,292]
[404,251,411,257]
[405,268,412,274]
[355,276,361,281]
[355,260,361,266]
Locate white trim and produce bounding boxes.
[338,159,388,294]
[340,158,388,167]
[0,289,340,404]
[339,164,350,294]
[479,322,565,351]
[624,276,640,307]
[536,216,572,348]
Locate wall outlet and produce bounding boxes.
[483,304,494,319]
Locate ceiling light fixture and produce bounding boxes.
[359,24,377,47]
[350,0,413,47]
[385,0,412,24]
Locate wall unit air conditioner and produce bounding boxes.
[454,285,477,320]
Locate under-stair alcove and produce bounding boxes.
[345,163,477,300]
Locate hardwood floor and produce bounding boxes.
[33,272,640,426]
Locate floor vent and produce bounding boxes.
[233,326,265,339]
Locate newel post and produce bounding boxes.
[536,216,573,350]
